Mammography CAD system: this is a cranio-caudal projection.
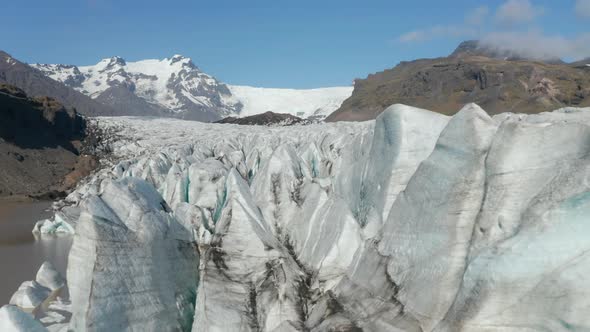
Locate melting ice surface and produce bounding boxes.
[6,103,590,331]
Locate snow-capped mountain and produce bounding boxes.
[33,55,240,121]
[32,56,352,121]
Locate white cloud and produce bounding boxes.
[466,6,490,26]
[396,1,590,62]
[398,30,425,43]
[397,6,490,43]
[576,0,590,18]
[398,6,487,43]
[480,31,590,60]
[495,0,544,25]
[398,25,477,43]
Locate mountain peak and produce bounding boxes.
[0,50,12,59]
[95,56,126,71]
[450,40,480,56]
[450,40,564,64]
[450,40,505,59]
[108,56,126,65]
[168,54,195,68]
[0,51,18,66]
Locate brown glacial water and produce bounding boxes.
[0,200,72,305]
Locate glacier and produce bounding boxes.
[227,85,353,119]
[9,103,590,331]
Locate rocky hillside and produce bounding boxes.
[215,111,305,126]
[0,51,114,117]
[327,41,590,121]
[0,83,95,198]
[571,57,590,68]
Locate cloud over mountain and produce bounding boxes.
[397,0,590,61]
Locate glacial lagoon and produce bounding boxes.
[0,201,71,304]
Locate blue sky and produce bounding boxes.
[2,0,589,88]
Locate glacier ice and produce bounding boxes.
[9,281,51,311]
[67,177,199,331]
[377,104,498,330]
[13,104,590,331]
[33,215,75,235]
[35,262,66,292]
[8,261,65,313]
[0,305,47,332]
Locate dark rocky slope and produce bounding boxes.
[0,51,114,117]
[216,111,305,125]
[0,83,97,198]
[571,58,590,68]
[327,41,590,122]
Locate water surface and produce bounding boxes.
[0,201,72,305]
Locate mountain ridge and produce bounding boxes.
[0,51,115,117]
[33,55,241,121]
[327,40,590,122]
[32,55,352,121]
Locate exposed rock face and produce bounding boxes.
[0,51,114,117]
[216,111,305,126]
[327,42,590,122]
[44,103,590,331]
[0,84,85,145]
[93,85,165,117]
[0,83,94,197]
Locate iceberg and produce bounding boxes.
[33,206,80,235]
[9,281,51,311]
[36,262,66,292]
[8,261,65,313]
